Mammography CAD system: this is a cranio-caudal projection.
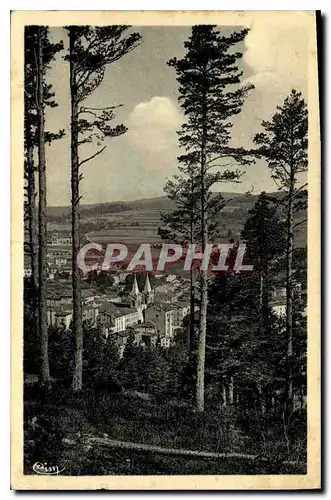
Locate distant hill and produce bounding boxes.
[47,191,307,248]
[47,201,133,220]
[47,192,257,219]
[127,192,249,211]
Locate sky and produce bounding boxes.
[44,22,308,206]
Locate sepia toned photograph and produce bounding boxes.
[11,10,320,490]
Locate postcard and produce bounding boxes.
[11,10,320,490]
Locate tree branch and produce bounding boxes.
[73,434,272,462]
[293,219,307,230]
[78,145,106,168]
[206,162,235,172]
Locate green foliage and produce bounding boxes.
[241,192,287,330]
[140,346,170,397]
[162,342,190,398]
[24,307,40,376]
[101,334,121,381]
[253,89,308,189]
[168,25,255,180]
[66,26,142,154]
[65,26,141,104]
[24,26,65,148]
[119,333,144,390]
[83,325,106,382]
[207,273,283,402]
[163,23,257,248]
[159,175,226,243]
[241,192,286,270]
[48,326,75,382]
[24,401,65,474]
[86,270,114,292]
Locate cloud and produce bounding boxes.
[228,19,309,192]
[230,19,309,142]
[243,21,308,96]
[127,96,183,171]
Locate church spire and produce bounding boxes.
[144,273,152,294]
[131,273,140,296]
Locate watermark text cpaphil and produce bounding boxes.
[77,241,253,275]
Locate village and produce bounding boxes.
[24,228,306,358]
[24,229,194,355]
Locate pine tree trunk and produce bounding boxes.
[286,171,295,407]
[188,267,195,350]
[189,214,195,351]
[26,140,39,349]
[265,386,271,413]
[259,272,263,309]
[273,396,277,415]
[197,270,207,412]
[222,384,227,407]
[256,381,265,415]
[299,385,304,413]
[26,142,38,293]
[260,248,269,333]
[262,268,270,331]
[69,29,83,392]
[229,376,234,404]
[37,27,51,388]
[196,92,208,412]
[260,271,266,333]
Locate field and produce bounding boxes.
[47,193,307,248]
[87,210,165,244]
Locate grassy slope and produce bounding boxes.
[24,388,306,476]
[47,193,307,247]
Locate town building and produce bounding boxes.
[47,246,71,265]
[270,276,304,317]
[45,272,186,352]
[173,301,190,328]
[97,301,140,334]
[47,288,72,308]
[51,231,72,246]
[145,304,174,338]
[47,307,73,329]
[145,300,189,338]
[24,256,32,278]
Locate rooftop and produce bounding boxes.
[98,302,137,318]
[98,302,123,318]
[51,231,72,237]
[47,245,71,252]
[138,321,156,329]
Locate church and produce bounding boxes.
[128,273,154,323]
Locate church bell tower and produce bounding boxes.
[144,273,154,305]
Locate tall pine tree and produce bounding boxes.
[253,90,308,407]
[168,25,254,411]
[158,171,225,351]
[241,192,286,332]
[66,26,141,391]
[24,26,64,387]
